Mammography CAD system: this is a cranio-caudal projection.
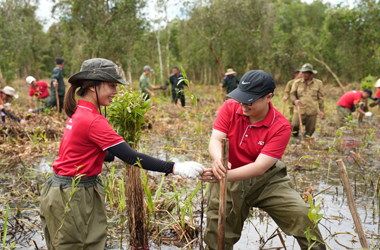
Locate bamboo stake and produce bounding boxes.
[282,100,286,115]
[313,57,344,93]
[55,88,60,115]
[336,159,369,249]
[297,105,304,141]
[218,138,229,250]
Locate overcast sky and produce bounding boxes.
[36,0,355,32]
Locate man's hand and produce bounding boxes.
[319,111,324,119]
[20,119,27,125]
[151,92,156,98]
[283,96,288,102]
[53,80,58,88]
[211,158,231,180]
[199,168,219,183]
[294,100,301,106]
[219,83,223,88]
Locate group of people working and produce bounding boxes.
[0,58,65,125]
[33,58,325,250]
[8,58,379,250]
[283,63,378,138]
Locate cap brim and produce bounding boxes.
[225,71,236,76]
[226,88,262,103]
[68,71,129,86]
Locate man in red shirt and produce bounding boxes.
[200,70,325,250]
[26,76,50,112]
[336,89,372,126]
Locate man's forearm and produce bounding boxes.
[209,138,222,161]
[357,107,366,115]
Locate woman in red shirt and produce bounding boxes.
[40,58,204,249]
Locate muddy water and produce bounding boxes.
[3,124,380,250]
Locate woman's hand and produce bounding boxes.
[212,158,231,180]
[199,168,219,183]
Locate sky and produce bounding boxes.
[35,0,355,32]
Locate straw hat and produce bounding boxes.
[375,78,380,88]
[1,86,19,98]
[225,68,236,76]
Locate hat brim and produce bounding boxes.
[225,71,236,76]
[1,89,19,99]
[375,79,380,87]
[68,71,129,86]
[300,69,317,74]
[226,88,262,103]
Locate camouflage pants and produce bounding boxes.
[40,172,107,250]
[336,106,352,127]
[204,161,325,250]
[292,113,317,137]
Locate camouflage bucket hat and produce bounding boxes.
[299,63,317,74]
[68,58,129,86]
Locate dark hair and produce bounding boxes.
[56,57,64,65]
[173,66,179,70]
[64,80,102,117]
[363,88,372,97]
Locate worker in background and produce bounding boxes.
[337,89,372,126]
[290,63,324,138]
[220,68,239,96]
[26,76,50,112]
[283,69,302,120]
[139,65,162,100]
[163,66,193,107]
[0,86,26,125]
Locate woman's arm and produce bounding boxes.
[107,141,174,174]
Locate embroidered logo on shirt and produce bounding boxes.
[69,119,73,123]
[66,125,72,130]
[258,141,264,146]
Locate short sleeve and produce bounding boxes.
[260,124,291,160]
[213,102,232,134]
[41,81,48,87]
[89,116,124,151]
[376,89,380,98]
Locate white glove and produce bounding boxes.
[28,109,33,113]
[4,103,11,110]
[173,161,204,180]
[365,112,372,117]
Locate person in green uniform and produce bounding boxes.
[45,58,65,112]
[220,68,239,95]
[283,69,302,120]
[290,63,324,138]
[139,65,162,100]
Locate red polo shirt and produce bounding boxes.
[337,91,362,110]
[53,100,124,177]
[29,81,49,99]
[213,99,291,169]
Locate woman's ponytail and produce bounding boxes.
[64,80,102,117]
[64,83,79,117]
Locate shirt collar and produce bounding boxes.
[236,101,276,128]
[77,99,100,114]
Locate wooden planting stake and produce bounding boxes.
[297,105,304,141]
[55,88,60,115]
[218,138,229,250]
[336,159,369,249]
[282,100,286,115]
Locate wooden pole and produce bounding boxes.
[218,138,229,250]
[282,100,286,115]
[297,105,304,141]
[55,88,60,115]
[336,159,369,249]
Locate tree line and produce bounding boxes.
[1,0,380,88]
